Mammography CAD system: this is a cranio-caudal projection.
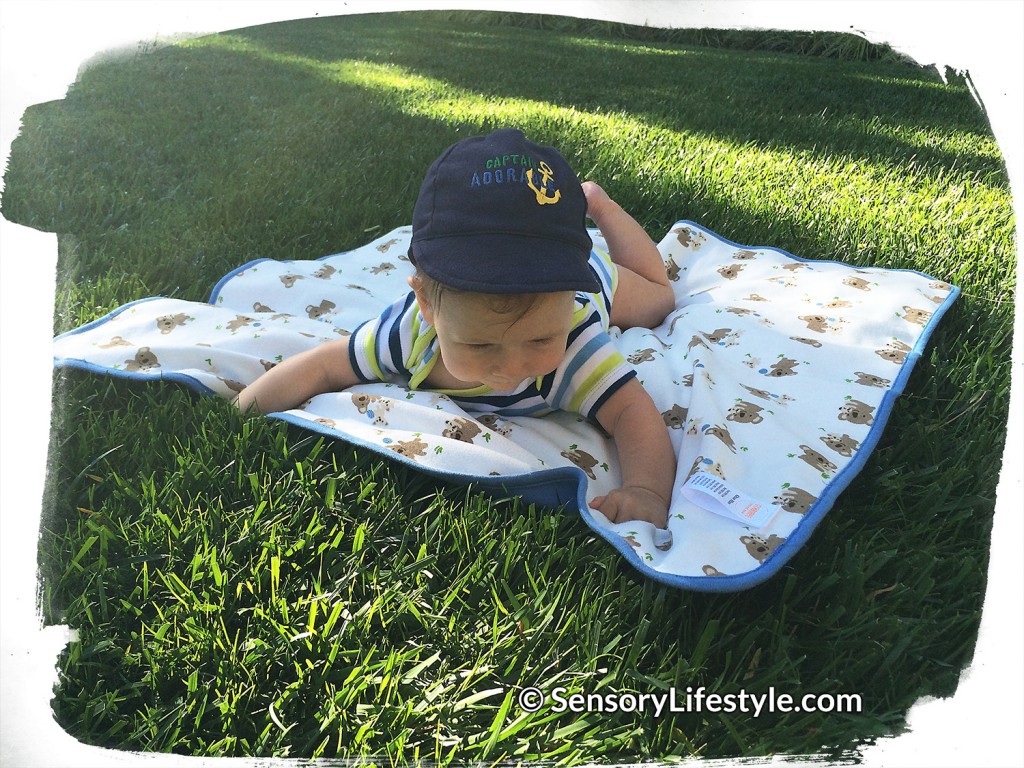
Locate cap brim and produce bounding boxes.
[411,232,600,294]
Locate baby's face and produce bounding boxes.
[430,290,575,391]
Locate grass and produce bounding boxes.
[2,10,1015,764]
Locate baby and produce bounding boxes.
[236,129,676,535]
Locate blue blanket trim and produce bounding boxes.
[53,296,221,398]
[208,258,274,303]
[54,295,168,339]
[51,356,221,398]
[597,222,962,592]
[269,411,589,508]
[207,252,344,304]
[52,223,959,592]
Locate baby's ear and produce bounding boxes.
[408,274,434,323]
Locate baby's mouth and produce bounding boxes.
[488,376,529,391]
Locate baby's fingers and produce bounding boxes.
[581,181,611,218]
[589,494,626,523]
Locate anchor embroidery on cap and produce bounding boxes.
[526,161,561,205]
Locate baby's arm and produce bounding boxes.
[591,378,674,530]
[234,336,359,415]
[582,181,675,330]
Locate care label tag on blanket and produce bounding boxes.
[682,473,779,528]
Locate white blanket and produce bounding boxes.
[53,223,958,590]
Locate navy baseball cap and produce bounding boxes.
[409,128,599,294]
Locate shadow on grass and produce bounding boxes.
[231,12,1002,178]
[3,11,1009,293]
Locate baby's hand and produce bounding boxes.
[589,485,669,529]
[581,180,612,221]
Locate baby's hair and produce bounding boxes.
[413,268,544,319]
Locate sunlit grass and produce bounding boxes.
[181,32,1010,297]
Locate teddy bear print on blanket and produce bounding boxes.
[52,223,957,591]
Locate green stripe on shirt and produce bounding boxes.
[567,350,629,414]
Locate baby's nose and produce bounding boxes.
[494,356,530,380]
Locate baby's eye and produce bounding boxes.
[531,338,556,346]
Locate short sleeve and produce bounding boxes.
[544,297,636,419]
[348,293,416,383]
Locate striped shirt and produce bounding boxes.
[348,249,636,420]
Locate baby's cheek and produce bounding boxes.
[540,348,564,374]
[450,352,480,376]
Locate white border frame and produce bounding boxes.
[3,3,1021,766]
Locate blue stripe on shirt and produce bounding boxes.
[586,368,637,421]
[349,318,375,382]
[385,293,415,378]
[549,332,610,409]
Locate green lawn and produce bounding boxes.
[1,11,1014,764]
